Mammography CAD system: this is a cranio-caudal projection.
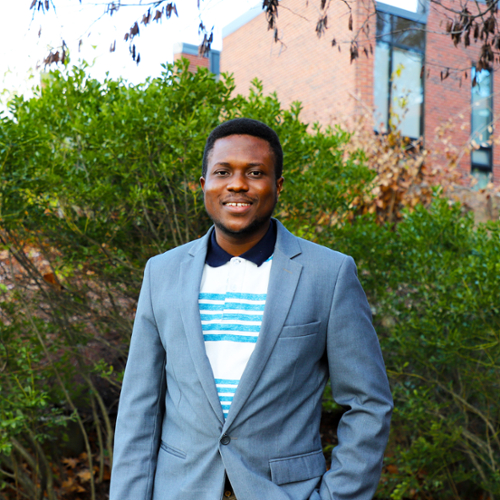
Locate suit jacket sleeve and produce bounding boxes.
[110,259,166,500]
[319,256,393,500]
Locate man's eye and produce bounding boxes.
[249,171,262,177]
[215,171,229,176]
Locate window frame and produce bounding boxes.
[374,10,426,141]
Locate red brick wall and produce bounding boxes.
[221,0,372,126]
[174,52,210,73]
[354,1,377,122]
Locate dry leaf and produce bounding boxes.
[62,457,79,469]
[77,469,93,482]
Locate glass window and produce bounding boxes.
[391,48,424,138]
[374,12,425,140]
[392,16,425,49]
[471,67,493,184]
[374,43,390,133]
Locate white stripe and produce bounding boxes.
[224,298,266,305]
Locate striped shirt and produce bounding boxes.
[199,255,273,419]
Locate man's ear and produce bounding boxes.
[200,176,206,193]
[276,177,284,197]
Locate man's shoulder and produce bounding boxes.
[276,220,350,265]
[296,235,349,263]
[147,236,205,269]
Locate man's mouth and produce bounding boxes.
[224,202,252,207]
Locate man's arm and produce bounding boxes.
[319,256,393,500]
[110,259,166,500]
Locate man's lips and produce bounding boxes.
[222,200,254,214]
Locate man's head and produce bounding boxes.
[202,118,283,180]
[200,119,284,249]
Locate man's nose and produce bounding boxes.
[227,172,248,191]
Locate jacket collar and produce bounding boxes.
[205,219,277,267]
[188,218,301,260]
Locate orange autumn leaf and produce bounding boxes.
[62,457,79,469]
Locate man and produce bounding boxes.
[110,118,393,500]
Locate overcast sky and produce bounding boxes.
[0,0,261,103]
[0,0,414,103]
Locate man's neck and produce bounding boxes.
[214,220,271,256]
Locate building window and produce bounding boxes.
[374,11,425,140]
[471,67,493,187]
[377,0,427,14]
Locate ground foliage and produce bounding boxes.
[0,59,499,499]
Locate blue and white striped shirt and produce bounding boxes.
[199,255,273,419]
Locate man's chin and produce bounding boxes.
[214,217,270,238]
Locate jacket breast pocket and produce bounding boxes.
[269,449,326,485]
[280,321,321,338]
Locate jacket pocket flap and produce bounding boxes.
[160,441,186,459]
[269,449,326,485]
[281,321,321,338]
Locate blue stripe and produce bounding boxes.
[215,378,239,385]
[221,403,231,408]
[221,313,264,322]
[201,313,263,322]
[217,387,237,393]
[199,302,265,312]
[219,396,234,402]
[204,334,258,343]
[199,303,225,311]
[224,302,265,311]
[202,323,260,332]
[199,293,226,301]
[226,292,266,301]
[200,313,223,321]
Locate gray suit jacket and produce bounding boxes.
[110,220,393,500]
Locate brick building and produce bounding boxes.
[218,0,499,186]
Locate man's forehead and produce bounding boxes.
[213,134,267,145]
[210,134,273,158]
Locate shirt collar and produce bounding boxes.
[206,220,277,268]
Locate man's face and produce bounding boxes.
[200,134,284,238]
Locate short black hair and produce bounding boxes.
[202,118,283,179]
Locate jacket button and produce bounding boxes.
[220,434,231,445]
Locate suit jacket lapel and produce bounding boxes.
[179,229,225,425]
[223,221,303,430]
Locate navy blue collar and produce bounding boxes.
[206,220,277,267]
